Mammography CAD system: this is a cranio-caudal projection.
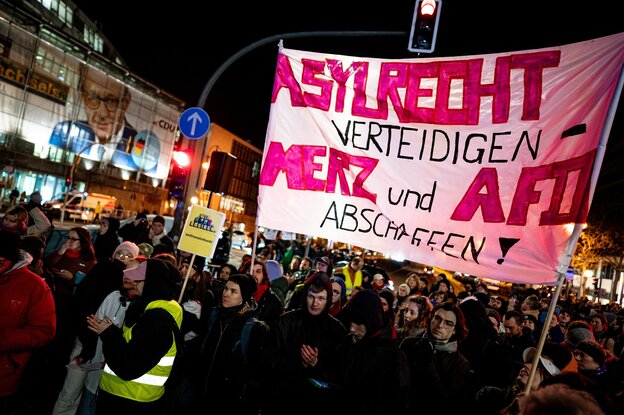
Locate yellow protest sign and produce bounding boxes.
[177,205,226,258]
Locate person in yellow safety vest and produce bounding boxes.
[342,256,364,297]
[87,258,183,413]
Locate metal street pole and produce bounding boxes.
[194,30,406,191]
[60,142,114,223]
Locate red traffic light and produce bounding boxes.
[420,0,436,15]
[408,0,442,54]
[172,151,191,168]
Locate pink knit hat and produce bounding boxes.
[113,241,140,259]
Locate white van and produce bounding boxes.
[42,191,117,222]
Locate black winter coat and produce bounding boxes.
[333,335,411,415]
[262,308,347,415]
[198,306,270,415]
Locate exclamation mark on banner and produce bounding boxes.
[497,237,520,264]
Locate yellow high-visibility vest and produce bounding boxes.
[99,299,182,402]
[342,266,362,296]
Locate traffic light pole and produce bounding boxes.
[193,30,406,190]
[197,30,406,109]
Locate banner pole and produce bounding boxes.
[250,225,259,273]
[524,65,624,395]
[177,253,196,304]
[523,272,565,395]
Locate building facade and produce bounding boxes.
[187,123,263,236]
[0,0,184,216]
[1,0,263,232]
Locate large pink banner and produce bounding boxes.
[258,33,624,284]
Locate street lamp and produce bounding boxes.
[60,142,114,223]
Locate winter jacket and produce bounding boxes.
[72,259,126,361]
[400,332,473,413]
[262,308,346,414]
[198,306,270,414]
[44,250,96,304]
[0,251,56,396]
[96,259,182,411]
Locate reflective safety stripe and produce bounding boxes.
[103,365,168,386]
[158,355,175,366]
[130,372,167,386]
[99,300,183,402]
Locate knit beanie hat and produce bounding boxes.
[566,327,595,348]
[265,259,283,281]
[137,243,154,258]
[152,215,165,225]
[574,340,607,365]
[113,241,140,259]
[229,273,257,304]
[182,255,206,274]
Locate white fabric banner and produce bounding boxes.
[257,33,624,284]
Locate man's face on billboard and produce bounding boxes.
[82,72,130,143]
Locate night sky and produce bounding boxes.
[72,0,623,222]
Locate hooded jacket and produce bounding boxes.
[262,272,347,414]
[334,289,411,414]
[97,259,182,407]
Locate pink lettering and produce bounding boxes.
[259,141,379,203]
[451,150,594,225]
[272,50,561,125]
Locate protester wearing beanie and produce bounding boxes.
[262,271,347,413]
[149,215,175,256]
[112,241,140,262]
[575,340,607,368]
[564,321,595,350]
[573,339,620,393]
[137,242,154,258]
[193,273,269,413]
[226,273,257,307]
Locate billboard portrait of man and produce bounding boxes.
[48,66,139,169]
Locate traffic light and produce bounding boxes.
[168,150,191,200]
[408,0,442,53]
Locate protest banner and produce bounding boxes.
[257,33,624,284]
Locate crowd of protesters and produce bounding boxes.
[2,202,624,414]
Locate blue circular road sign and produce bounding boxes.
[179,107,210,139]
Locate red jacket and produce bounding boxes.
[0,258,56,397]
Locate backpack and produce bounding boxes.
[203,308,258,364]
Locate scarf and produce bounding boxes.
[64,248,81,259]
[253,281,269,303]
[433,338,458,353]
